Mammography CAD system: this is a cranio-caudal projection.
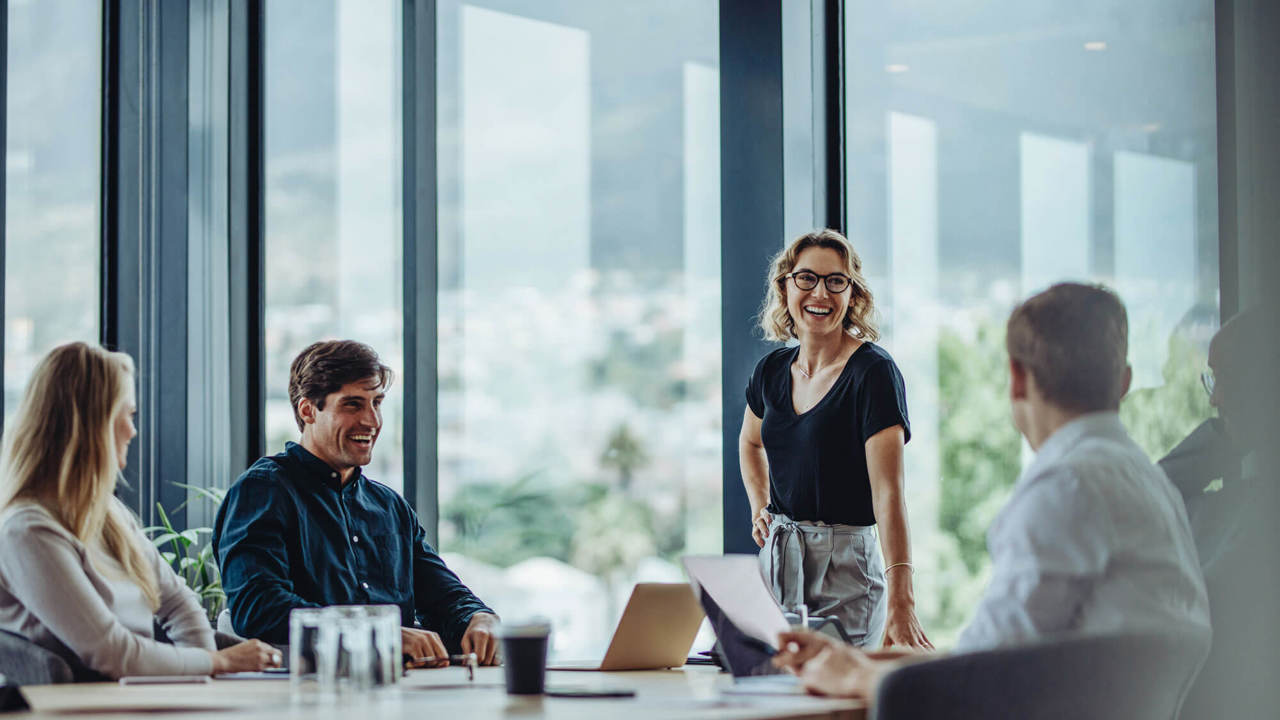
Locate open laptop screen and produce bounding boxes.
[697,589,785,678]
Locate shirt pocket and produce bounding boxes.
[369,532,411,595]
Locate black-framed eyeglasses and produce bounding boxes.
[1201,369,1215,398]
[784,271,851,293]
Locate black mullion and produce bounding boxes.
[403,0,439,539]
[823,0,845,233]
[1214,0,1237,321]
[719,2,786,555]
[100,0,119,351]
[229,0,264,470]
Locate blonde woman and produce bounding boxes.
[740,229,930,649]
[0,342,279,678]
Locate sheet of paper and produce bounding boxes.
[682,554,790,646]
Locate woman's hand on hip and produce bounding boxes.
[751,509,774,548]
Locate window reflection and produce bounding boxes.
[3,0,102,422]
[846,0,1218,643]
[437,0,721,660]
[263,0,404,490]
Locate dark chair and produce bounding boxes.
[0,622,237,688]
[873,631,1210,720]
[0,630,74,686]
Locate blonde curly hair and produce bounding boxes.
[758,229,879,342]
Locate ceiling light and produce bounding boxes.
[1084,41,1107,51]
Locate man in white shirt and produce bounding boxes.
[772,283,1211,698]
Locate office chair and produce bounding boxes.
[872,630,1210,720]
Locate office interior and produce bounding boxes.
[3,0,1278,714]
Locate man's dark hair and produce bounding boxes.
[1006,283,1129,412]
[288,340,394,431]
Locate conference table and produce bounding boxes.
[16,666,867,719]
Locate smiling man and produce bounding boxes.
[213,340,499,665]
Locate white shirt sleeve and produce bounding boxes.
[0,517,214,678]
[954,469,1112,653]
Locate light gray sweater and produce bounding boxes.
[0,502,215,678]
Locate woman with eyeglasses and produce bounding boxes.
[740,229,930,650]
[0,342,281,679]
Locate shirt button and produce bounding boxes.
[352,535,360,543]
[331,472,338,479]
[362,582,370,590]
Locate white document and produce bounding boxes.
[682,554,791,648]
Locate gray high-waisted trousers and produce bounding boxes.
[759,513,886,648]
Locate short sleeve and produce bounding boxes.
[745,354,769,419]
[855,358,911,445]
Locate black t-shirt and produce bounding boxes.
[746,342,911,526]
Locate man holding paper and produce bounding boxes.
[773,284,1211,698]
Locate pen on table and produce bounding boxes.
[404,653,478,680]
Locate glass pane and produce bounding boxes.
[4,0,102,420]
[437,0,722,660]
[264,0,404,490]
[846,2,1219,644]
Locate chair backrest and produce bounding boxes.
[873,631,1210,720]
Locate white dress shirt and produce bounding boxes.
[954,412,1211,653]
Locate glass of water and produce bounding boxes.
[366,605,403,690]
[331,606,374,697]
[290,607,338,702]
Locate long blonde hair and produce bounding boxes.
[758,229,880,342]
[0,342,159,610]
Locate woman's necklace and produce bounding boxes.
[795,361,819,379]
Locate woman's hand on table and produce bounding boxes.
[210,639,282,675]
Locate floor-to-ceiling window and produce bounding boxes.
[3,0,102,420]
[436,0,722,659]
[263,0,405,491]
[845,0,1219,644]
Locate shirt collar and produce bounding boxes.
[1022,411,1128,482]
[285,441,363,492]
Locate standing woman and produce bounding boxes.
[0,342,279,678]
[740,229,930,649]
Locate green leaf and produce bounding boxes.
[150,532,183,547]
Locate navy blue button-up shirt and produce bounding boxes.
[213,442,493,648]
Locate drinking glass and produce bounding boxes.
[290,607,338,702]
[366,605,403,690]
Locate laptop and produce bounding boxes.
[681,555,805,695]
[548,583,705,671]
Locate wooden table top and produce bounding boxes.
[17,666,866,719]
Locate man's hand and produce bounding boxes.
[752,508,774,548]
[773,629,888,698]
[772,629,837,672]
[461,612,500,666]
[401,627,449,668]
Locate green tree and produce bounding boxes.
[1120,333,1212,460]
[440,473,578,567]
[937,323,1022,576]
[600,423,650,490]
